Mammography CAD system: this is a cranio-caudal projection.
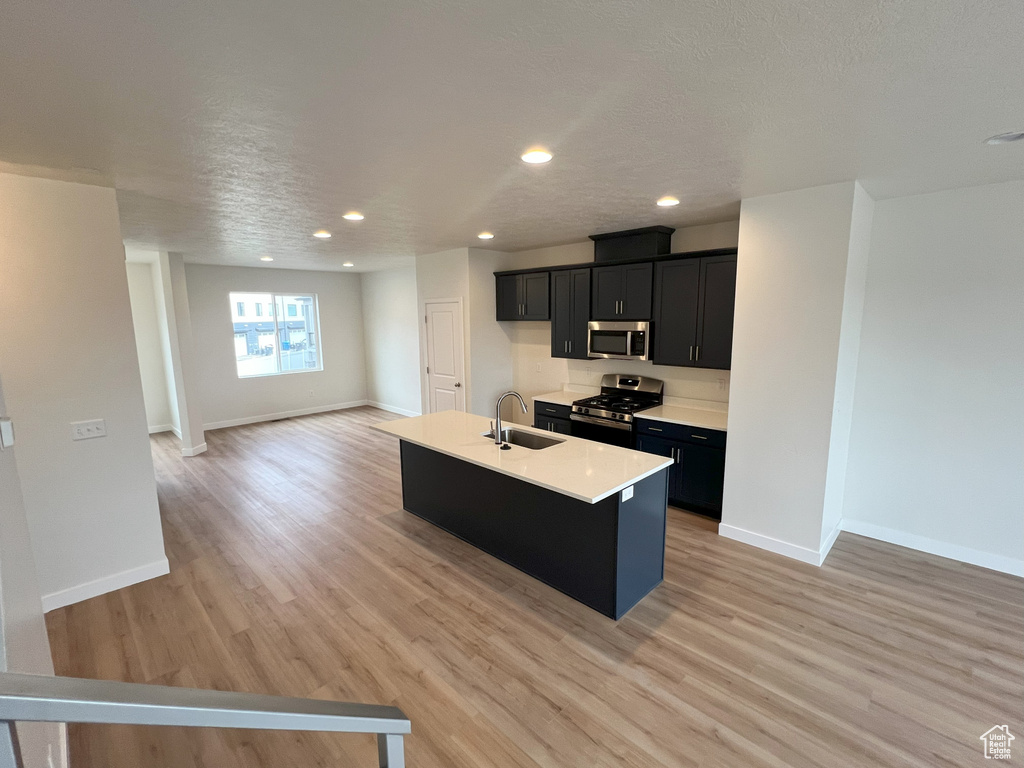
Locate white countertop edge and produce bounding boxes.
[633,409,728,431]
[371,419,672,504]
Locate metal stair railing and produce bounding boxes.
[0,672,410,768]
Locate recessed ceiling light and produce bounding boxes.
[313,230,332,239]
[342,212,364,221]
[521,149,552,164]
[985,131,1024,145]
[657,196,680,207]
[478,232,495,240]
[343,262,354,268]
[260,256,274,262]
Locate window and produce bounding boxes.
[228,292,322,378]
[236,302,245,317]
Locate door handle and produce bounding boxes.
[564,340,568,353]
[568,340,572,353]
[689,346,694,361]
[648,426,663,432]
[695,345,700,361]
[454,382,461,388]
[690,434,707,440]
[545,408,557,413]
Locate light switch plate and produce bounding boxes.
[0,417,13,449]
[71,419,107,441]
[621,485,634,502]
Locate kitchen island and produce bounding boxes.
[372,410,672,619]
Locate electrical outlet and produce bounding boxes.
[717,378,727,391]
[308,389,315,398]
[535,362,542,372]
[70,419,106,441]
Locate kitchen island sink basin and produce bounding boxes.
[482,428,564,450]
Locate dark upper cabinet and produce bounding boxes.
[652,253,736,369]
[551,269,590,359]
[696,255,737,369]
[591,263,653,320]
[651,259,700,366]
[496,271,550,321]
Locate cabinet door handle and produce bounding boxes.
[563,340,568,353]
[648,426,663,432]
[689,345,694,361]
[690,434,707,440]
[568,340,572,353]
[695,345,700,361]
[545,408,557,413]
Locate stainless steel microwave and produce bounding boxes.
[587,321,650,361]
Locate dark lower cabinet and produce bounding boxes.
[534,401,573,434]
[496,271,550,321]
[636,422,726,520]
[551,269,590,358]
[535,414,572,434]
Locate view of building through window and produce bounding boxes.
[228,292,322,378]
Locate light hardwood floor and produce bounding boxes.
[46,407,1023,767]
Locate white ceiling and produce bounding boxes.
[2,0,1022,272]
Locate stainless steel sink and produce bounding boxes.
[483,428,564,450]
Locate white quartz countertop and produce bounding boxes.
[372,410,672,505]
[532,390,583,407]
[635,404,728,432]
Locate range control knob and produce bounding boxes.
[583,408,589,414]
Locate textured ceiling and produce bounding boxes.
[1,0,1022,272]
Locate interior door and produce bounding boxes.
[425,300,466,413]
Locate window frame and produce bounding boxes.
[228,291,324,379]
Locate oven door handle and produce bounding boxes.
[570,413,634,431]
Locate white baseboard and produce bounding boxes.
[202,400,369,431]
[181,442,207,457]
[41,558,170,612]
[148,424,174,434]
[367,401,421,418]
[840,519,1024,577]
[718,523,832,566]
[819,519,843,563]
[171,426,182,439]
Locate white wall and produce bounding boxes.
[468,249,515,417]
[185,264,368,429]
[360,267,422,416]
[0,172,168,609]
[819,185,875,549]
[721,183,862,563]
[0,375,64,767]
[842,180,1024,575]
[125,261,174,431]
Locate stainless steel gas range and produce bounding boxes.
[569,374,664,448]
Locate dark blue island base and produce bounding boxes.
[399,441,669,620]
